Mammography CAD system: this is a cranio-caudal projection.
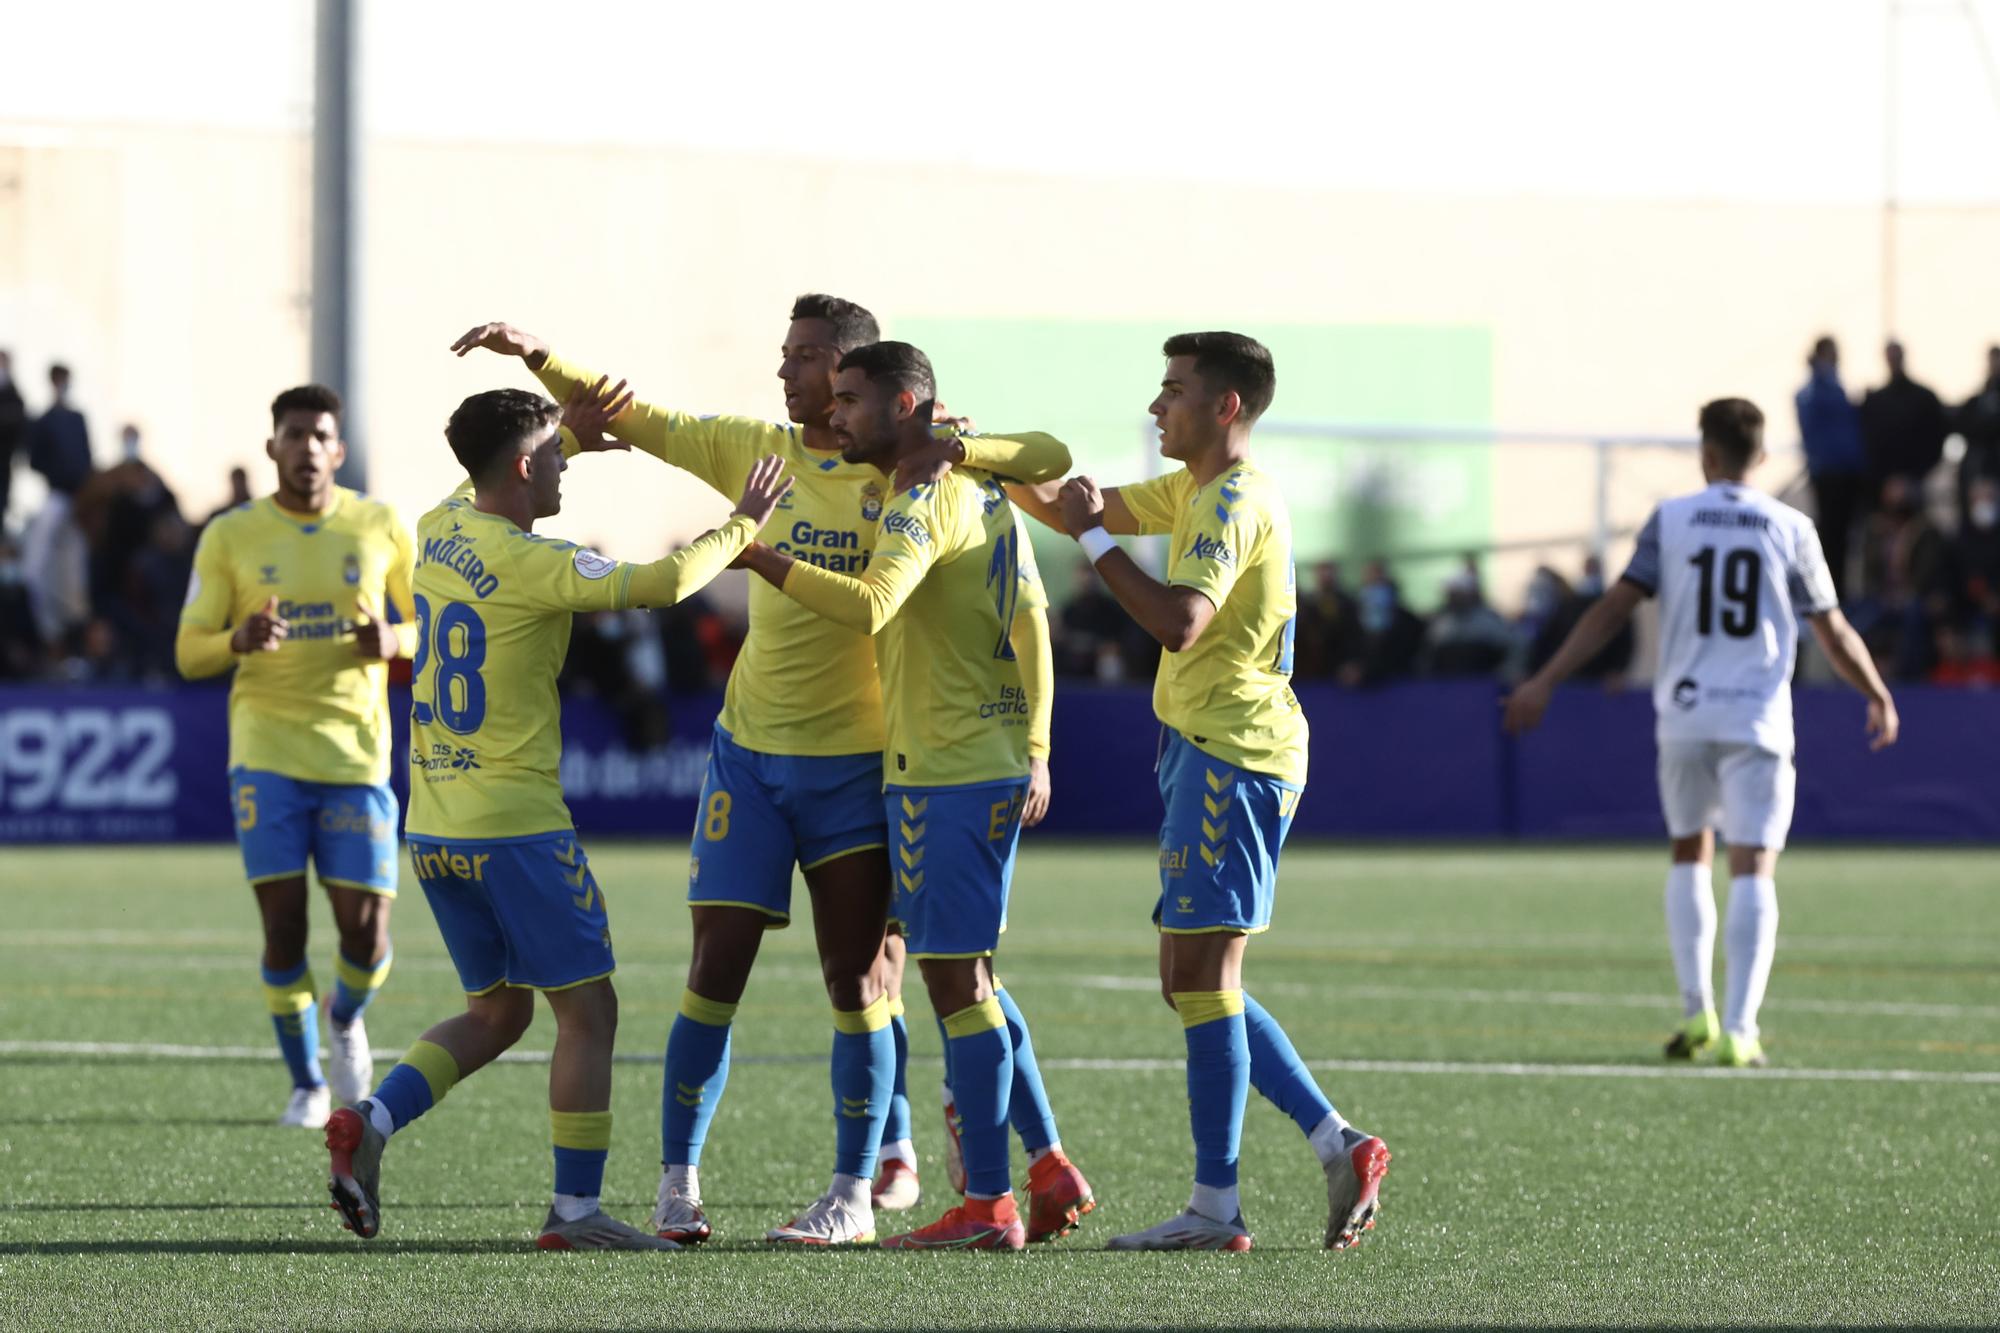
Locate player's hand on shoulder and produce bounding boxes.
[1867,693,1900,750]
[896,427,967,494]
[231,596,288,654]
[560,377,635,452]
[732,455,793,526]
[1022,757,1051,828]
[1056,476,1105,537]
[1500,678,1552,735]
[450,321,549,364]
[351,592,399,660]
[930,400,976,435]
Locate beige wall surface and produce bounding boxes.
[7,122,1999,608]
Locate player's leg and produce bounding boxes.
[1658,742,1723,1058]
[660,730,796,1240]
[236,768,328,1124]
[880,782,1029,1251]
[1715,746,1794,1068]
[766,836,893,1244]
[992,977,1094,1241]
[315,781,399,1105]
[873,930,922,1208]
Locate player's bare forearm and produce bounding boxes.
[1006,482,1067,533]
[1533,582,1643,689]
[1094,549,1214,652]
[738,542,794,592]
[1809,610,1892,704]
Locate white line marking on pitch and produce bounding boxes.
[3,1040,1995,1086]
[1070,974,2000,1021]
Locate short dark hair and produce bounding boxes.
[1812,335,1838,361]
[446,388,561,483]
[838,341,936,405]
[49,363,70,382]
[270,384,343,429]
[1699,397,1764,469]
[791,293,880,353]
[1162,331,1276,424]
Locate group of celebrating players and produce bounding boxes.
[175,292,1895,1254]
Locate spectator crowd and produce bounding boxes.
[7,334,2000,698]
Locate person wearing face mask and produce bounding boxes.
[0,350,25,527]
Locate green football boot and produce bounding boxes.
[1716,1033,1767,1068]
[1663,1009,1719,1060]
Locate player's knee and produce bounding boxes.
[1160,983,1179,1011]
[686,935,756,1002]
[470,989,535,1046]
[261,919,308,969]
[551,980,619,1038]
[824,966,883,1012]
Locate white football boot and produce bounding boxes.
[281,1084,332,1129]
[325,1016,374,1106]
[651,1171,713,1245]
[1106,1208,1252,1252]
[765,1191,878,1246]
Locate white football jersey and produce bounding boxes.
[1621,481,1837,751]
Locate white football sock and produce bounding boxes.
[661,1163,699,1201]
[551,1192,599,1222]
[830,1171,871,1211]
[1189,1182,1241,1224]
[880,1138,916,1167]
[1663,863,1718,1018]
[362,1097,395,1141]
[1307,1112,1353,1165]
[1723,875,1779,1039]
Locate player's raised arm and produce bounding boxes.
[1008,479,1141,536]
[1059,475,1216,651]
[740,484,947,633]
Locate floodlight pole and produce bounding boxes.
[313,0,366,491]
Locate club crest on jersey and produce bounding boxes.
[342,553,361,586]
[259,564,280,586]
[572,549,617,581]
[860,482,884,523]
[1672,677,1700,711]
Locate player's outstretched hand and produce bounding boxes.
[733,455,793,527]
[1867,694,1900,750]
[450,321,549,363]
[1056,476,1105,537]
[1500,679,1552,735]
[1022,757,1051,828]
[560,377,635,453]
[231,596,289,654]
[351,592,400,660]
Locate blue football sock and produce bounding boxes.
[663,990,736,1167]
[1244,992,1336,1135]
[831,996,895,1179]
[996,985,1058,1153]
[1176,991,1249,1190]
[329,947,393,1027]
[369,1039,460,1132]
[260,960,324,1090]
[552,1110,612,1201]
[942,998,1014,1197]
[882,1000,913,1146]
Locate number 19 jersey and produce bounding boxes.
[1621,481,1837,751]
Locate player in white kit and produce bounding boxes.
[1505,398,1898,1067]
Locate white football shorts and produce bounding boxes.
[1655,741,1796,850]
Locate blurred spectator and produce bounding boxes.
[1857,474,1956,679]
[205,466,254,527]
[1424,564,1512,676]
[79,426,183,618]
[21,365,94,645]
[1953,345,2000,526]
[1056,561,1152,681]
[1524,556,1634,682]
[0,350,24,526]
[1293,560,1359,679]
[0,536,44,679]
[1341,559,1423,687]
[561,609,668,749]
[1956,476,2000,646]
[1929,622,2000,688]
[1795,335,1865,601]
[57,617,131,684]
[1859,340,1948,493]
[657,588,737,694]
[120,511,195,681]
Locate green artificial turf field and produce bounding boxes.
[2,842,1995,1330]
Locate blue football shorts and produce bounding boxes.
[407,831,614,994]
[887,779,1028,959]
[1152,728,1302,934]
[230,767,398,895]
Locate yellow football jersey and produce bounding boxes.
[1118,460,1308,785]
[782,469,1032,788]
[177,489,414,786]
[404,484,756,841]
[532,351,1070,758]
